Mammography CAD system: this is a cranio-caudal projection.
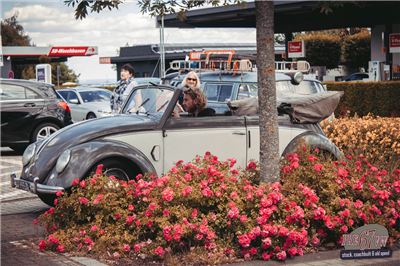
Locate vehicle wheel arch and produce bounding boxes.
[282,131,344,160]
[86,112,97,119]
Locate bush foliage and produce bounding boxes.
[37,151,400,264]
[321,115,400,165]
[342,31,371,70]
[325,81,400,117]
[295,33,341,69]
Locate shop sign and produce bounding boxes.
[48,46,98,56]
[288,40,305,58]
[389,33,400,53]
[340,224,392,260]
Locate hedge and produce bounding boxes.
[324,81,400,117]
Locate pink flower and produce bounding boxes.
[163,209,170,217]
[276,251,287,261]
[95,164,103,175]
[162,187,174,202]
[237,234,251,248]
[78,197,89,205]
[337,168,348,178]
[123,244,130,252]
[93,194,103,205]
[227,207,239,219]
[228,158,237,168]
[128,204,135,211]
[114,213,121,220]
[308,155,317,162]
[288,247,297,257]
[134,244,141,252]
[353,200,363,209]
[38,240,46,251]
[126,215,135,225]
[240,215,248,223]
[246,161,257,170]
[90,225,98,232]
[202,187,214,197]
[262,252,271,261]
[262,237,272,249]
[112,252,120,259]
[154,246,165,257]
[313,164,323,172]
[311,236,320,246]
[71,178,80,186]
[79,180,86,188]
[55,191,63,197]
[340,225,348,233]
[53,199,58,206]
[191,208,198,219]
[56,244,65,253]
[181,186,193,197]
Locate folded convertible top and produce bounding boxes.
[228,91,343,124]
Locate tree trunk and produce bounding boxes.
[256,1,279,183]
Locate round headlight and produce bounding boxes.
[22,143,36,166]
[293,71,304,84]
[56,149,71,173]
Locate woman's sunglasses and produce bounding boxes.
[187,78,197,82]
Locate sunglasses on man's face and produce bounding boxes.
[187,78,197,82]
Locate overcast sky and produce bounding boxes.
[2,0,256,82]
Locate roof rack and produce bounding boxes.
[168,50,310,74]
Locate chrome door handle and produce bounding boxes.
[24,103,36,107]
[232,131,246,135]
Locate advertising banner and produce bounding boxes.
[288,40,305,58]
[389,33,400,53]
[48,46,98,57]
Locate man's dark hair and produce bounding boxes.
[121,63,135,76]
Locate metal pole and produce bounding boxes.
[160,15,165,78]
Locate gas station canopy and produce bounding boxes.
[2,46,98,64]
[158,1,400,32]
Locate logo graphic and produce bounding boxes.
[340,224,392,260]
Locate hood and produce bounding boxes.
[28,114,158,181]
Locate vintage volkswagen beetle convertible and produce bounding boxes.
[11,84,342,205]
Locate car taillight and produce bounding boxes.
[58,101,71,113]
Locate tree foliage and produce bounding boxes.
[342,31,371,70]
[1,15,31,46]
[1,14,79,83]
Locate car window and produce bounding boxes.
[237,83,258,99]
[292,81,319,94]
[79,90,111,103]
[37,84,57,98]
[0,84,40,100]
[59,91,80,104]
[203,83,233,102]
[123,87,175,114]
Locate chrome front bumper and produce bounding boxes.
[10,173,64,194]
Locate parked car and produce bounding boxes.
[0,79,72,153]
[57,87,112,121]
[344,72,369,81]
[11,84,342,205]
[166,71,327,114]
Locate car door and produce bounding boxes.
[58,90,86,121]
[162,115,247,172]
[0,83,45,144]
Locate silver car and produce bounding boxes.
[57,87,112,121]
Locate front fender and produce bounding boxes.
[45,139,156,188]
[283,132,344,160]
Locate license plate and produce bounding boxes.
[16,180,31,192]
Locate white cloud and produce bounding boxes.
[3,1,256,81]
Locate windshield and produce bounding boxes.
[276,80,321,97]
[80,90,111,103]
[122,87,175,115]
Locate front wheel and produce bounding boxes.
[32,122,60,142]
[95,158,140,181]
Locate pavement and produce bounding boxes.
[1,147,399,265]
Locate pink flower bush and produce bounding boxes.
[37,150,399,264]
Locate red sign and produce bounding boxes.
[389,33,400,53]
[48,46,97,56]
[288,41,305,58]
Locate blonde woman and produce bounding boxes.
[181,71,201,89]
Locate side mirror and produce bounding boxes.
[69,98,79,104]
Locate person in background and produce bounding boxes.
[110,63,137,113]
[181,71,201,90]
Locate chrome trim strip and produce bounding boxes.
[10,174,64,194]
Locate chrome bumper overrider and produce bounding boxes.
[10,173,64,194]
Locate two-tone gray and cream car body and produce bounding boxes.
[11,84,341,205]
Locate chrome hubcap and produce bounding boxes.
[104,168,129,181]
[36,126,58,141]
